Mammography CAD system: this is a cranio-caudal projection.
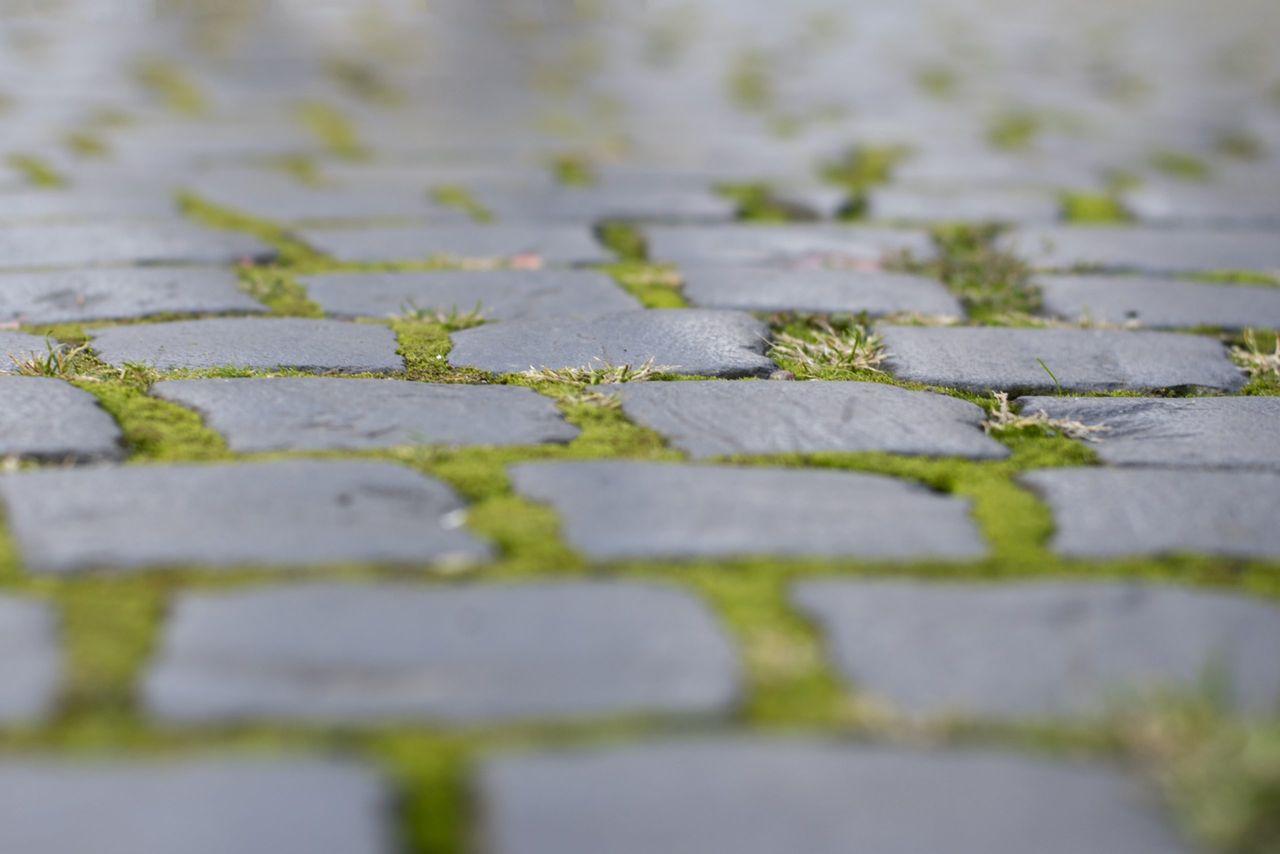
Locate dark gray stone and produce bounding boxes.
[1004,226,1280,273]
[153,377,578,452]
[510,461,985,560]
[90,318,403,373]
[296,225,612,265]
[869,187,1061,223]
[645,225,934,268]
[0,460,490,573]
[612,380,1007,459]
[0,268,266,325]
[1036,274,1280,330]
[0,377,122,460]
[472,184,736,224]
[0,596,59,723]
[145,581,739,723]
[1022,468,1280,558]
[0,222,274,270]
[300,269,639,322]
[448,310,776,378]
[680,267,963,316]
[0,760,393,854]
[0,331,54,373]
[1017,396,1280,469]
[479,740,1188,854]
[795,580,1280,717]
[878,326,1245,393]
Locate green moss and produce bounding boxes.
[237,267,324,317]
[595,222,647,262]
[889,223,1041,322]
[1187,271,1280,287]
[432,186,493,223]
[1213,131,1266,161]
[716,182,814,222]
[916,64,958,98]
[65,130,110,159]
[8,154,67,188]
[1150,150,1211,182]
[76,381,231,462]
[549,153,597,187]
[267,154,327,187]
[326,58,402,106]
[134,59,207,116]
[179,193,325,266]
[1061,192,1131,224]
[726,49,773,111]
[598,261,688,308]
[296,102,366,160]
[987,110,1041,151]
[819,144,909,193]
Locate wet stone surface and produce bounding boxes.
[145,582,739,724]
[510,461,986,561]
[153,377,578,452]
[679,267,963,317]
[1036,274,1280,330]
[296,224,613,266]
[611,380,1007,459]
[0,376,123,460]
[0,460,491,574]
[794,581,1280,717]
[479,740,1189,854]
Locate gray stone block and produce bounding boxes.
[1022,468,1280,558]
[0,331,55,373]
[1123,183,1280,227]
[296,225,612,265]
[479,740,1188,854]
[878,326,1245,393]
[448,310,776,378]
[0,190,177,224]
[645,225,934,268]
[680,267,963,316]
[795,580,1280,717]
[1004,226,1280,273]
[90,318,403,373]
[1016,396,1280,469]
[145,581,739,723]
[0,596,59,723]
[0,460,490,573]
[300,269,639,322]
[0,222,274,270]
[0,268,266,325]
[1037,274,1280,330]
[509,461,986,560]
[0,760,393,854]
[613,380,1007,459]
[189,173,463,223]
[472,184,737,224]
[153,377,578,452]
[869,187,1061,223]
[0,376,122,460]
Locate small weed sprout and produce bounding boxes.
[769,320,886,374]
[399,300,486,331]
[1036,357,1064,394]
[1231,329,1280,378]
[9,340,94,378]
[984,392,1109,441]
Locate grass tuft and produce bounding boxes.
[1231,329,1280,379]
[1150,149,1211,182]
[8,154,67,188]
[769,320,885,375]
[983,392,1109,441]
[134,59,206,115]
[399,300,486,331]
[1061,191,1131,224]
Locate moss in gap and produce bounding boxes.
[432,186,493,223]
[1187,270,1280,287]
[726,48,773,112]
[179,193,325,266]
[296,102,367,160]
[598,261,688,309]
[1061,191,1131,224]
[818,144,910,218]
[595,221,647,262]
[1213,131,1265,161]
[549,153,597,187]
[391,319,491,383]
[1105,169,1143,193]
[134,59,207,116]
[74,381,231,462]
[267,154,327,187]
[1150,150,1211,182]
[236,266,324,317]
[326,58,402,106]
[716,183,814,222]
[916,64,958,98]
[8,154,67,188]
[986,110,1041,151]
[65,130,110,159]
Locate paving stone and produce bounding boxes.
[0,330,53,373]
[869,187,1061,223]
[795,580,1280,717]
[300,269,640,322]
[509,461,985,560]
[1017,396,1280,469]
[0,267,266,325]
[145,581,738,723]
[1036,273,1280,330]
[878,326,1245,393]
[296,224,612,265]
[1003,226,1280,273]
[0,222,274,270]
[90,318,403,373]
[153,377,578,452]
[0,190,178,223]
[1123,183,1280,227]
[0,460,490,573]
[612,380,1007,459]
[0,760,392,854]
[680,267,962,316]
[0,376,123,460]
[769,184,850,220]
[189,173,463,223]
[0,596,59,723]
[472,184,737,224]
[479,740,1188,854]
[448,309,776,377]
[645,224,934,268]
[1021,468,1280,558]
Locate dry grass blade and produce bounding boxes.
[522,357,676,408]
[1231,329,1280,378]
[398,299,486,331]
[769,320,885,373]
[983,392,1109,441]
[9,340,95,378]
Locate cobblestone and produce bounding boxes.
[296,224,613,265]
[0,222,274,269]
[679,267,963,316]
[1004,226,1280,273]
[1036,274,1280,330]
[645,225,934,268]
[0,596,60,724]
[0,376,123,460]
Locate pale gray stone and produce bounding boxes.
[612,380,1007,459]
[646,224,934,268]
[189,173,463,223]
[297,224,612,265]
[0,760,393,854]
[1040,273,1280,329]
[153,377,578,451]
[1022,468,1280,558]
[1017,396,1280,469]
[1004,226,1280,273]
[448,310,776,377]
[0,331,54,374]
[0,376,122,460]
[0,190,177,224]
[0,460,490,573]
[0,268,266,325]
[90,318,403,373]
[300,269,639,321]
[680,267,962,316]
[0,596,59,723]
[480,741,1188,854]
[878,326,1245,393]
[0,222,274,270]
[510,461,985,560]
[795,580,1280,717]
[869,187,1061,223]
[1124,183,1280,227]
[472,184,736,224]
[145,582,739,723]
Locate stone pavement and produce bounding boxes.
[1,0,1278,852]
